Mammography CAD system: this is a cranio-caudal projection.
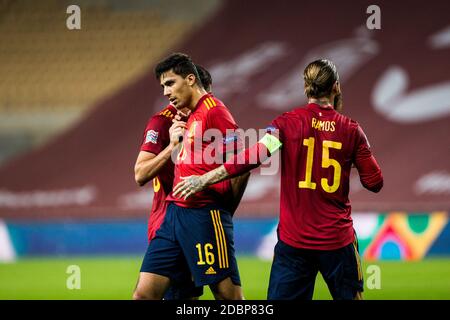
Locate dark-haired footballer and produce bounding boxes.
[133,64,216,300]
[134,53,247,300]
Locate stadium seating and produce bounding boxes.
[0,0,218,163]
[0,0,197,112]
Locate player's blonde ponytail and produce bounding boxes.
[303,59,339,99]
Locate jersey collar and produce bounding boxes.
[167,104,177,114]
[193,93,212,113]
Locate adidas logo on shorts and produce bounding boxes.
[205,266,216,275]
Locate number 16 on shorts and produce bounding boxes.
[196,243,215,265]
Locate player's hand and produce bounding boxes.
[174,109,191,122]
[169,120,187,146]
[173,175,205,200]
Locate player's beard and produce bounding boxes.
[334,93,343,113]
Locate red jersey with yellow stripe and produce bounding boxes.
[223,103,383,250]
[140,104,176,242]
[166,94,238,209]
[269,103,381,250]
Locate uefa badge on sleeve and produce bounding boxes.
[145,130,159,144]
[265,125,277,133]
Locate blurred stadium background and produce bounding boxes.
[0,0,449,299]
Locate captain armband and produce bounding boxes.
[259,133,282,154]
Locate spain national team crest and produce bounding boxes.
[145,130,158,144]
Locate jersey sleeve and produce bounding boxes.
[353,125,383,192]
[207,106,241,160]
[223,115,284,177]
[140,115,171,155]
[207,106,238,133]
[267,114,286,145]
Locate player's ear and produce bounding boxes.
[333,81,341,95]
[186,74,196,87]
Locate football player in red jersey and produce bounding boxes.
[133,65,211,300]
[173,59,383,300]
[134,54,248,300]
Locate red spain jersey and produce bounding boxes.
[270,103,381,250]
[166,94,238,209]
[140,105,176,242]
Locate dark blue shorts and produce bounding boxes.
[164,283,203,300]
[141,202,241,288]
[162,255,204,299]
[140,240,203,299]
[268,236,364,300]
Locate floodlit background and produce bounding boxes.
[0,0,449,299]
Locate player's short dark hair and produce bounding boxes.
[154,52,201,86]
[195,64,212,92]
[303,59,339,98]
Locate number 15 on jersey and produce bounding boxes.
[298,137,342,193]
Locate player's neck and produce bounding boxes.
[189,87,209,111]
[308,97,334,109]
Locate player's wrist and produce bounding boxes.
[168,140,179,148]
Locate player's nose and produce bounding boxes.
[163,86,171,97]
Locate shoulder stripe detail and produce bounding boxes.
[208,97,217,107]
[204,97,217,110]
[159,109,174,118]
[204,98,212,110]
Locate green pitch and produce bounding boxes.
[0,256,449,299]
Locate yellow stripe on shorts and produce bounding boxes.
[211,210,228,269]
[211,210,223,268]
[215,210,229,268]
[353,238,363,281]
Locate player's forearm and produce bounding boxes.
[135,143,176,186]
[172,166,231,200]
[223,142,270,178]
[356,155,383,193]
[199,165,231,188]
[173,136,278,200]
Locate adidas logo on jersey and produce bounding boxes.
[205,266,216,275]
